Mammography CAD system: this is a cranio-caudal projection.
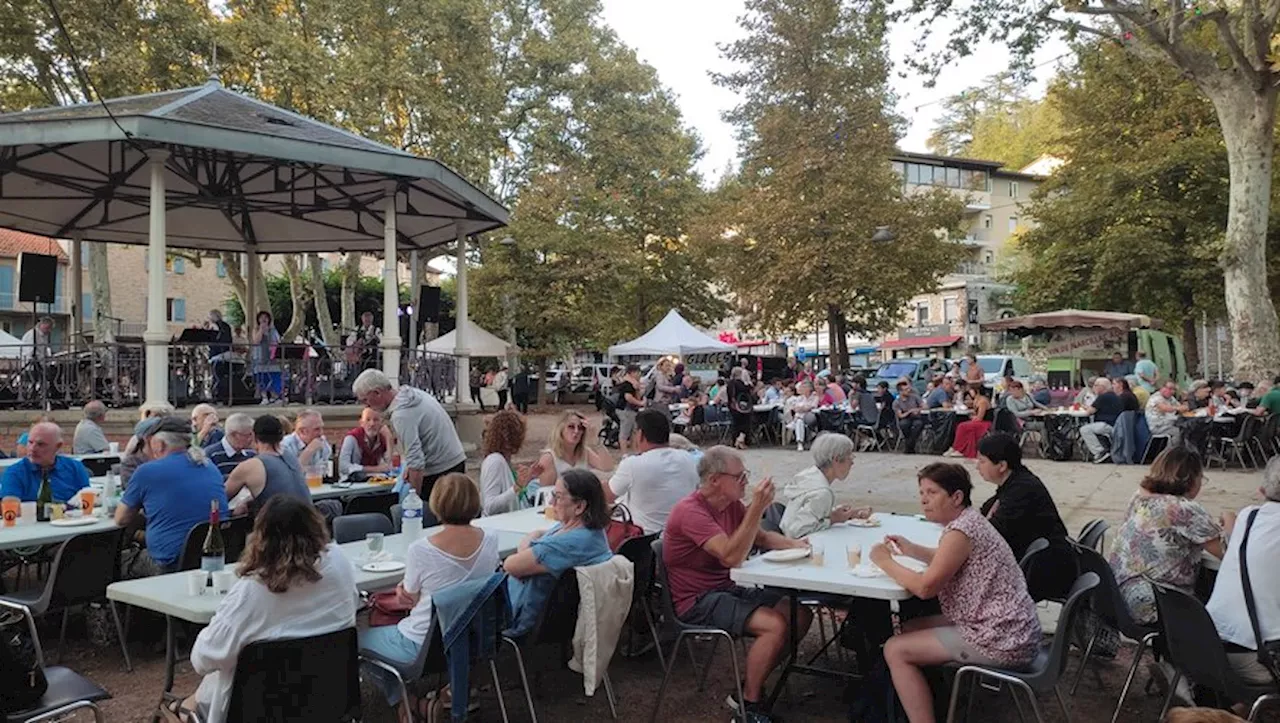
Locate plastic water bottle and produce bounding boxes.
[402,488,424,541]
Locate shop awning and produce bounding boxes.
[879,335,963,351]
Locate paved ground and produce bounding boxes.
[45,405,1278,721]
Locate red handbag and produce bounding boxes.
[606,503,644,552]
[368,590,413,627]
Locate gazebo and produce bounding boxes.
[0,78,509,405]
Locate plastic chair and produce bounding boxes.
[1218,414,1262,469]
[179,515,255,571]
[359,592,510,723]
[500,570,619,722]
[342,492,398,520]
[1250,412,1280,463]
[650,539,747,723]
[1150,580,1280,721]
[218,627,361,723]
[615,533,664,669]
[0,599,111,723]
[332,513,394,544]
[944,571,1100,723]
[1069,543,1160,723]
[1076,519,1109,553]
[0,527,131,671]
[1018,538,1050,577]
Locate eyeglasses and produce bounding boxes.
[566,424,585,432]
[717,470,749,485]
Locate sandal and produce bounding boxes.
[158,695,198,723]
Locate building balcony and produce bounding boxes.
[953,261,992,277]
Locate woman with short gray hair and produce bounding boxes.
[778,433,871,538]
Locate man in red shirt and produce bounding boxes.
[664,446,811,722]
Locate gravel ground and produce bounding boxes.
[22,404,1278,722]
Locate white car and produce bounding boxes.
[954,355,1034,385]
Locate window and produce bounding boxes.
[946,167,961,188]
[943,298,958,323]
[983,214,993,229]
[1009,181,1020,198]
[906,163,923,185]
[891,161,905,179]
[915,302,930,326]
[1008,216,1019,234]
[173,258,185,274]
[166,297,186,322]
[216,260,227,278]
[932,166,948,186]
[983,251,994,264]
[81,293,93,321]
[0,265,13,308]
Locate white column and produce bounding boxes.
[144,149,170,406]
[381,188,402,377]
[70,230,83,351]
[244,252,257,321]
[453,223,471,405]
[409,250,419,349]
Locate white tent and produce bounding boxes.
[0,330,22,359]
[608,309,736,357]
[421,319,514,358]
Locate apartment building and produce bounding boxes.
[881,151,1044,358]
[0,229,74,342]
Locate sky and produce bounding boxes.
[598,0,1071,182]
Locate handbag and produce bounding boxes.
[606,503,644,552]
[0,609,47,714]
[1238,508,1280,684]
[369,590,414,627]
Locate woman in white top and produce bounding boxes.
[783,381,821,451]
[535,411,614,488]
[359,473,500,717]
[173,496,358,723]
[478,409,543,515]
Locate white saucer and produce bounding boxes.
[761,548,811,563]
[49,516,100,527]
[846,515,882,528]
[361,560,405,573]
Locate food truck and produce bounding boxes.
[980,309,1190,388]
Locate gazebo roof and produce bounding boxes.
[0,78,508,254]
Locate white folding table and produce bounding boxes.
[730,512,944,703]
[0,517,119,551]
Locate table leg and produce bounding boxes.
[151,615,176,723]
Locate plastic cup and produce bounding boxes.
[847,543,862,568]
[108,441,120,454]
[2,497,18,527]
[305,463,324,489]
[810,541,825,567]
[49,503,65,521]
[213,570,235,595]
[187,570,208,596]
[19,502,35,526]
[366,532,384,557]
[543,504,557,520]
[79,490,96,517]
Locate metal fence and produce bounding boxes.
[0,341,458,410]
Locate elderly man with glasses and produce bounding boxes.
[662,446,811,723]
[204,413,256,480]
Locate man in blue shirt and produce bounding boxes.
[0,422,90,502]
[116,416,229,576]
[925,376,955,409]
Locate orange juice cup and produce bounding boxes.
[1,496,18,527]
[79,490,96,516]
[543,504,557,520]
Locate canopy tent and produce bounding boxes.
[421,320,514,358]
[0,78,509,405]
[981,309,1159,335]
[608,309,735,357]
[0,330,22,359]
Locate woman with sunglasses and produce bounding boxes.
[503,469,613,635]
[536,411,615,489]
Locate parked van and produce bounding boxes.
[953,355,1034,385]
[865,358,952,394]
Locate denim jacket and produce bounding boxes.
[433,572,507,721]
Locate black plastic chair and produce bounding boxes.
[615,533,664,669]
[0,528,131,671]
[216,627,361,723]
[0,599,111,723]
[1218,414,1262,469]
[944,572,1100,723]
[342,492,398,521]
[359,592,510,723]
[1250,412,1280,463]
[1069,543,1160,723]
[1018,538,1050,577]
[179,515,255,571]
[650,539,746,723]
[1076,519,1109,553]
[332,513,394,544]
[501,570,619,722]
[1150,580,1280,721]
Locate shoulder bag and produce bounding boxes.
[1238,508,1280,684]
[606,503,644,552]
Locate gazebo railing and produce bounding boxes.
[0,341,459,410]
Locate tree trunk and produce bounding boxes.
[835,310,849,371]
[340,253,362,333]
[827,304,841,373]
[86,242,114,342]
[1181,315,1200,376]
[281,255,310,342]
[1207,82,1280,381]
[308,254,339,346]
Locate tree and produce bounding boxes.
[708,0,966,369]
[904,0,1280,381]
[926,73,1025,156]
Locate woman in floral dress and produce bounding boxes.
[1108,446,1225,625]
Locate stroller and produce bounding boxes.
[598,396,621,449]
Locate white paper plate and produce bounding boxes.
[848,557,927,577]
[361,560,406,573]
[49,516,100,527]
[846,515,882,528]
[761,548,811,563]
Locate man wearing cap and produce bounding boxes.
[120,416,164,488]
[0,422,90,503]
[115,417,228,577]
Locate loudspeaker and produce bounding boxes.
[17,253,58,304]
[419,286,441,323]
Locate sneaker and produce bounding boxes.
[796,443,804,452]
[943,449,963,458]
[743,712,773,723]
[1093,451,1111,464]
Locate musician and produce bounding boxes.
[347,310,381,371]
[20,316,55,398]
[207,309,235,400]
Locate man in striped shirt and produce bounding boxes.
[203,412,256,479]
